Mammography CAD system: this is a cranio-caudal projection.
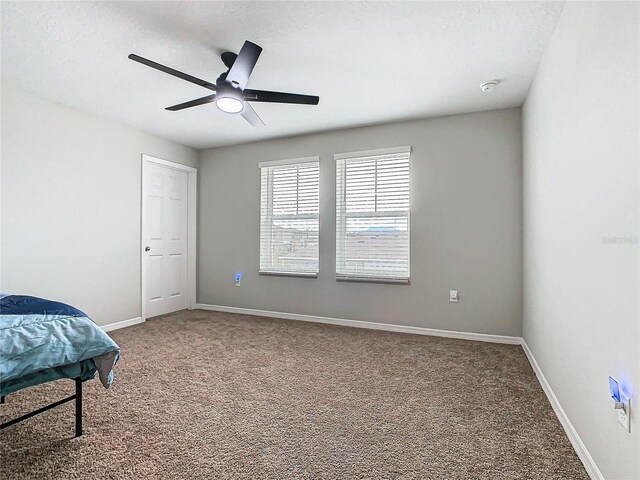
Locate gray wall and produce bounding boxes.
[0,85,198,326]
[198,108,522,336]
[522,2,639,478]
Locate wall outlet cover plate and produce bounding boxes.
[617,393,631,432]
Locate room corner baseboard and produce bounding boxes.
[521,341,604,480]
[194,303,522,345]
[101,316,144,332]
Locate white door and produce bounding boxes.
[143,162,189,318]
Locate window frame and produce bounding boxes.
[258,156,320,278]
[334,146,411,284]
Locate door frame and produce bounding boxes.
[141,154,197,322]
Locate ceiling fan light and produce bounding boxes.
[216,96,244,114]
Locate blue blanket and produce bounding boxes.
[0,294,120,396]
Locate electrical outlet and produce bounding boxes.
[617,393,631,432]
[449,290,459,303]
[235,273,241,287]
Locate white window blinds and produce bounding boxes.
[335,146,411,282]
[259,157,319,276]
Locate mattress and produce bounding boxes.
[0,294,120,396]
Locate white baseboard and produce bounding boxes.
[521,341,604,480]
[101,316,144,332]
[194,303,522,345]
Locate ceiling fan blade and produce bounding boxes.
[225,41,262,89]
[166,95,217,111]
[244,89,319,105]
[241,102,265,127]
[128,54,217,91]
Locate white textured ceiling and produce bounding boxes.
[1,1,563,149]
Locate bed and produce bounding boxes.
[0,293,120,437]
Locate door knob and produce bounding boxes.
[145,246,151,252]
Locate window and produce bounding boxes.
[335,146,411,282]
[259,157,319,276]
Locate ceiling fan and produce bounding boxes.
[128,40,319,127]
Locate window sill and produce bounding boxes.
[259,271,318,278]
[335,275,410,285]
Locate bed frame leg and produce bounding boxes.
[75,378,83,437]
[1,396,5,404]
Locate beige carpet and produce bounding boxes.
[1,309,587,479]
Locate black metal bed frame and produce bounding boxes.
[0,378,83,437]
